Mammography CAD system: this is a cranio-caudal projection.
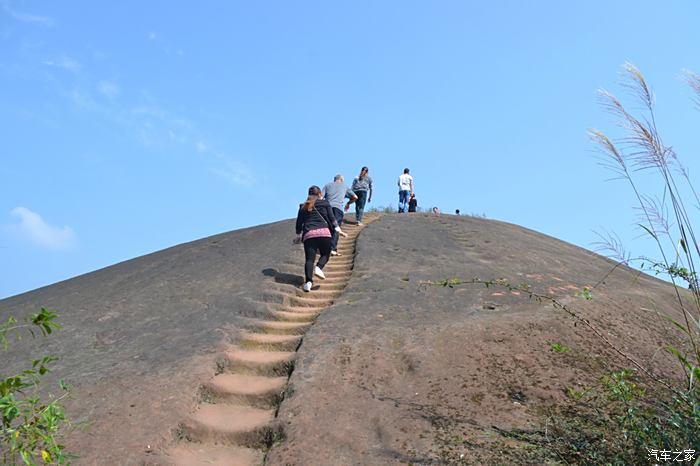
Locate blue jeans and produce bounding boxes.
[355,190,367,223]
[398,190,410,213]
[330,207,344,251]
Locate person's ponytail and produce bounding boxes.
[303,185,322,212]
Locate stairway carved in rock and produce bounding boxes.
[165,217,375,465]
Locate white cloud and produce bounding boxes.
[42,56,82,72]
[128,104,194,147]
[98,80,120,99]
[212,159,255,188]
[195,141,208,153]
[9,207,76,250]
[1,1,55,27]
[68,88,96,109]
[148,31,157,40]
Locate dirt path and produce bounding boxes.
[164,218,375,465]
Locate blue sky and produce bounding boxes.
[3,1,700,298]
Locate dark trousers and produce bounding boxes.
[355,190,367,223]
[330,207,344,251]
[303,236,331,282]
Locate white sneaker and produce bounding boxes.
[303,281,313,292]
[357,221,364,226]
[314,266,326,279]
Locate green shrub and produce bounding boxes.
[1,308,70,465]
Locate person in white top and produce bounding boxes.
[397,168,414,213]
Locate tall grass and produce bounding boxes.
[589,63,700,453]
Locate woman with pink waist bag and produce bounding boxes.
[295,185,346,292]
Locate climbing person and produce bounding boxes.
[351,166,373,225]
[323,174,358,256]
[295,186,347,292]
[398,168,414,213]
[408,193,417,213]
[432,206,441,215]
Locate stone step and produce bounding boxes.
[261,290,335,308]
[180,404,276,449]
[327,261,354,268]
[223,349,295,377]
[329,254,353,260]
[324,258,353,265]
[326,257,354,264]
[309,281,346,290]
[267,304,325,314]
[320,272,351,279]
[290,287,340,299]
[332,251,354,257]
[266,309,320,323]
[319,268,351,275]
[335,243,356,249]
[266,276,347,290]
[328,254,355,261]
[324,264,353,272]
[203,373,287,409]
[240,332,302,351]
[322,266,354,273]
[287,295,334,308]
[168,444,264,466]
[247,319,311,335]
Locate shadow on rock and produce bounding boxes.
[262,268,304,286]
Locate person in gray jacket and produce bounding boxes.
[351,166,373,225]
[323,175,357,256]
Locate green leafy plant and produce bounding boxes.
[1,308,70,465]
[575,286,593,301]
[549,341,571,353]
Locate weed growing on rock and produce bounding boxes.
[549,342,571,354]
[367,205,397,214]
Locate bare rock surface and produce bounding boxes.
[266,214,681,465]
[1,214,683,465]
[0,220,297,465]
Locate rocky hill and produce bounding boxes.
[0,214,683,465]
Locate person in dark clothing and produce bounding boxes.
[408,193,417,213]
[295,185,346,292]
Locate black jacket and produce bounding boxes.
[296,198,337,235]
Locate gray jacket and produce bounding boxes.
[323,182,356,211]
